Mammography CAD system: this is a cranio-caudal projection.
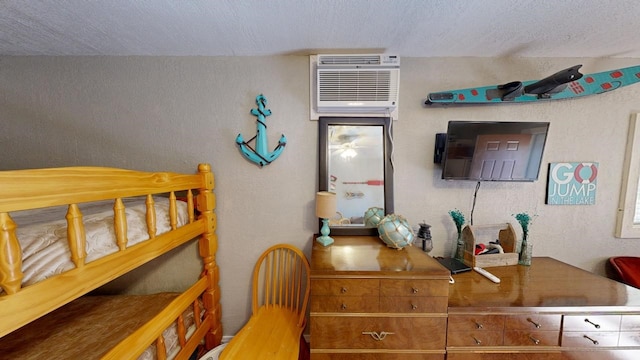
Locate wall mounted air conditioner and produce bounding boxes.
[310,54,400,119]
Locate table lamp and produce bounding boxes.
[316,191,337,246]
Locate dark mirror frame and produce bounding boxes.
[318,116,394,236]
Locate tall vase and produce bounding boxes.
[518,234,532,266]
[454,233,464,261]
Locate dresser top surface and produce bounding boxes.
[310,236,450,278]
[449,257,640,311]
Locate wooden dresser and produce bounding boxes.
[310,235,450,359]
[447,257,640,360]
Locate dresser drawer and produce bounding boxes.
[562,315,621,332]
[311,353,444,360]
[312,279,379,296]
[503,330,560,346]
[446,353,565,360]
[621,314,640,331]
[380,279,448,297]
[561,331,620,347]
[311,295,379,313]
[619,331,640,347]
[311,315,447,350]
[447,314,505,332]
[446,331,503,346]
[505,314,561,331]
[379,296,448,313]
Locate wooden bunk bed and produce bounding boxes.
[0,163,222,359]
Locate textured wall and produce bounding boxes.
[1,56,640,335]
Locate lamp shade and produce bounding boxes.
[316,191,337,219]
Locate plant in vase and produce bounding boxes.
[514,212,534,266]
[448,209,465,261]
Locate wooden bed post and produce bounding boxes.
[197,163,223,348]
[66,204,87,268]
[0,213,23,294]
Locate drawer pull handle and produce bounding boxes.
[584,318,601,329]
[475,322,483,329]
[411,303,418,310]
[473,336,482,345]
[340,287,348,294]
[362,331,395,341]
[412,287,419,294]
[527,318,541,328]
[340,303,347,310]
[583,335,599,345]
[529,336,540,345]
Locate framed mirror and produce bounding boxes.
[319,117,394,235]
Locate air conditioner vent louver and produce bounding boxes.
[319,55,382,65]
[318,70,391,101]
[314,54,400,114]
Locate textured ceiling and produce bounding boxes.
[1,0,640,58]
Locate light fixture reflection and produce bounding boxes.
[340,148,357,160]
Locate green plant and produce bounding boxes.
[513,212,533,238]
[448,209,465,236]
[448,209,466,260]
[513,212,535,266]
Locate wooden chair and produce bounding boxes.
[220,244,310,360]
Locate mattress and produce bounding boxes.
[0,293,200,360]
[9,196,188,288]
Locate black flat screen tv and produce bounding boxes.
[441,121,550,181]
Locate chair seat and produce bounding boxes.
[608,256,640,288]
[220,306,302,360]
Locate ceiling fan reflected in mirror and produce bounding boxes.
[329,126,380,160]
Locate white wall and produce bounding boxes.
[2,56,640,335]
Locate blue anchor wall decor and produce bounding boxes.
[236,94,287,167]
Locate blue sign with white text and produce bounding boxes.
[547,162,598,205]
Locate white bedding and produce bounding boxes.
[10,196,188,287]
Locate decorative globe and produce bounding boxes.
[364,207,385,227]
[377,214,414,249]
